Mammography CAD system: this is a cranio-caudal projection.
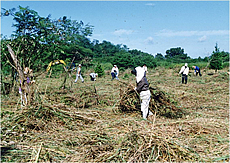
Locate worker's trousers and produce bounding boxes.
[182,74,188,84]
[195,70,202,76]
[140,90,153,119]
[75,74,84,83]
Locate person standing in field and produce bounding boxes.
[179,63,189,84]
[75,64,84,83]
[131,66,153,120]
[111,65,119,80]
[192,66,202,76]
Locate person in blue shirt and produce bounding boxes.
[192,66,202,76]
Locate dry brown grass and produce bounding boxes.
[1,68,229,162]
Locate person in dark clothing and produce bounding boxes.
[131,66,153,119]
[192,66,202,76]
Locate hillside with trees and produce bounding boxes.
[1,6,229,79]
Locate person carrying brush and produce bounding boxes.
[131,66,153,119]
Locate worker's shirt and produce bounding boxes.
[77,67,81,74]
[90,73,96,78]
[194,66,200,72]
[143,66,147,72]
[135,67,149,93]
[179,66,189,75]
[111,67,119,76]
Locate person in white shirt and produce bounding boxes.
[111,65,119,80]
[179,63,189,84]
[89,73,98,81]
[75,64,84,83]
[143,64,148,74]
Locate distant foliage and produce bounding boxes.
[209,43,225,72]
[1,5,229,81]
[94,64,104,77]
[112,51,135,69]
[165,47,191,63]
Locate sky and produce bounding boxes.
[1,0,229,58]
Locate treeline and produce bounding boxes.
[1,6,229,77]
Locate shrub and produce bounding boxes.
[94,63,105,77]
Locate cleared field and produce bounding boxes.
[1,67,229,162]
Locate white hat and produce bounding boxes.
[79,64,81,66]
[185,63,188,67]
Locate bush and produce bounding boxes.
[94,63,105,77]
[223,62,229,68]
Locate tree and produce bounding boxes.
[165,47,190,63]
[209,43,223,72]
[1,6,94,74]
[94,64,105,77]
[155,53,164,60]
[112,51,134,69]
[165,47,185,58]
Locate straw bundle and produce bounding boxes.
[119,84,186,118]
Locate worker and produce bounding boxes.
[179,63,189,84]
[131,66,153,120]
[89,73,98,81]
[192,66,202,76]
[111,65,119,80]
[143,64,148,74]
[74,64,84,83]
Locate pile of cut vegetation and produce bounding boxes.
[119,83,186,118]
[69,128,200,162]
[1,85,100,132]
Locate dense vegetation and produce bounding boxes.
[1,6,229,78]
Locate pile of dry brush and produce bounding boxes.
[119,83,186,118]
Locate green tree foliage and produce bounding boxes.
[1,6,94,76]
[129,49,156,68]
[165,47,191,63]
[112,51,134,69]
[94,64,105,77]
[220,51,229,62]
[209,43,224,72]
[165,47,184,58]
[155,53,164,60]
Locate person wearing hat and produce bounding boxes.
[75,64,84,83]
[179,63,189,84]
[111,65,119,80]
[192,66,202,76]
[89,72,98,81]
[131,66,153,120]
